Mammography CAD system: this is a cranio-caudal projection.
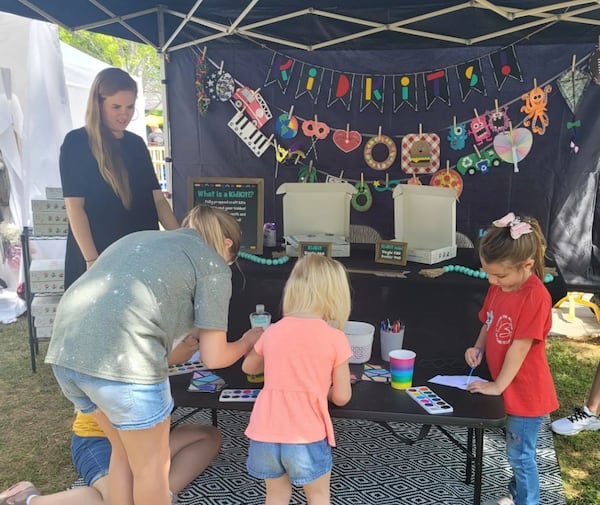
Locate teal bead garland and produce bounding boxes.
[442,265,554,283]
[238,251,290,265]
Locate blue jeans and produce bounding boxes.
[505,414,544,505]
[71,435,111,486]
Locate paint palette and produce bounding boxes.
[168,361,207,376]
[406,386,454,414]
[219,389,261,402]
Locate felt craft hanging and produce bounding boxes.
[333,124,362,153]
[205,62,235,102]
[351,173,373,212]
[456,146,502,176]
[275,106,299,139]
[302,115,330,159]
[486,99,510,134]
[493,122,533,173]
[297,160,318,183]
[430,161,464,198]
[400,125,440,174]
[363,127,397,171]
[557,56,590,154]
[520,79,552,135]
[447,117,468,151]
[194,48,210,116]
[468,109,493,146]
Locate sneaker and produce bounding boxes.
[551,406,600,436]
[0,481,40,505]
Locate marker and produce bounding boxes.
[466,348,482,386]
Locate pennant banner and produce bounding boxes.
[295,63,325,103]
[489,45,523,91]
[423,69,450,109]
[360,75,385,112]
[393,74,418,112]
[456,59,487,101]
[327,71,354,110]
[264,52,296,93]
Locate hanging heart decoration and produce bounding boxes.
[333,129,362,153]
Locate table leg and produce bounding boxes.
[465,427,474,484]
[473,427,484,505]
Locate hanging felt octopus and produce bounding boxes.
[520,81,552,135]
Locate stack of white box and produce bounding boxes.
[30,293,62,340]
[31,187,67,236]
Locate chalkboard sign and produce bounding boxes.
[299,241,332,257]
[189,177,264,254]
[375,240,408,266]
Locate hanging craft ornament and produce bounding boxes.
[447,117,468,151]
[195,48,210,116]
[430,161,464,198]
[468,109,493,146]
[589,47,600,85]
[520,79,552,135]
[400,125,440,174]
[333,124,362,153]
[486,100,510,134]
[205,63,235,102]
[351,173,373,212]
[363,127,397,171]
[275,106,299,139]
[493,122,533,173]
[302,115,330,159]
[557,55,589,154]
[297,160,318,182]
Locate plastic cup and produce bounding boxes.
[380,328,405,361]
[389,349,416,389]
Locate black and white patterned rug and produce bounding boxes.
[170,407,566,505]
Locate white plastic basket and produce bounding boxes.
[344,321,375,364]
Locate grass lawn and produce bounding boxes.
[0,316,599,503]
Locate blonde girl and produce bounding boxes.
[243,255,353,505]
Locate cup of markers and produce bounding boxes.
[380,319,405,362]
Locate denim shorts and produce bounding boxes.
[247,439,332,485]
[71,435,111,486]
[52,365,173,430]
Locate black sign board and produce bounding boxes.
[375,240,408,266]
[299,241,332,257]
[189,177,264,254]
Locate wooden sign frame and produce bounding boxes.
[298,241,332,257]
[375,240,408,266]
[189,177,264,254]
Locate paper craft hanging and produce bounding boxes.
[456,59,487,101]
[363,129,396,170]
[302,116,330,159]
[295,63,324,103]
[333,125,362,153]
[264,52,295,93]
[360,75,385,112]
[205,68,235,102]
[556,67,590,115]
[195,51,210,116]
[393,74,418,112]
[447,119,468,151]
[351,174,373,212]
[328,71,354,110]
[430,163,464,198]
[520,81,552,135]
[489,45,523,91]
[275,111,299,139]
[486,101,510,134]
[456,147,502,176]
[401,132,440,174]
[423,69,450,109]
[493,125,533,173]
[468,109,493,146]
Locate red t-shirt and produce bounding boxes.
[245,316,352,446]
[478,275,559,416]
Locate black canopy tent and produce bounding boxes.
[1,1,599,284]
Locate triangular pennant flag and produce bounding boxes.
[359,75,385,112]
[264,52,295,93]
[393,74,418,112]
[423,69,450,109]
[327,71,354,110]
[489,45,523,91]
[295,63,324,103]
[456,59,487,101]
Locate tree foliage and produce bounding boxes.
[58,28,162,110]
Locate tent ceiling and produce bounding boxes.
[1,1,600,52]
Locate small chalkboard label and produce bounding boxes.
[189,177,264,254]
[299,242,332,257]
[375,240,408,266]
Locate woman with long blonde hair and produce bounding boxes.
[60,67,178,289]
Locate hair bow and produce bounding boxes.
[492,212,533,239]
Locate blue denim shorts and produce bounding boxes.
[71,435,111,486]
[52,365,173,430]
[247,439,332,485]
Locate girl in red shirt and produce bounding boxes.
[465,212,558,505]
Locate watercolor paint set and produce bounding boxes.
[406,386,454,414]
[219,389,261,402]
[168,361,207,376]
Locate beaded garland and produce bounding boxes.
[238,251,290,266]
[442,264,554,283]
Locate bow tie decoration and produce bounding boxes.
[492,212,533,239]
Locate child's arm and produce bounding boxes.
[168,334,200,365]
[467,338,533,395]
[465,324,487,367]
[242,348,264,375]
[328,359,352,406]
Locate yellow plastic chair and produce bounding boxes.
[553,292,600,323]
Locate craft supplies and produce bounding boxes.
[406,386,454,414]
[344,321,375,364]
[389,349,416,389]
[418,265,554,283]
[219,389,261,402]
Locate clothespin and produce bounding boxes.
[473,145,482,159]
[360,172,365,187]
[201,46,207,59]
[377,126,382,139]
[418,123,423,135]
[288,105,294,118]
[473,108,480,120]
[572,54,577,73]
[494,99,499,114]
[219,61,224,72]
[446,160,450,172]
[338,170,344,180]
[533,78,537,88]
[385,172,389,187]
[509,120,513,135]
[453,116,457,130]
[345,123,350,140]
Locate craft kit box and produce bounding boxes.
[276,182,356,257]
[31,294,62,317]
[29,259,65,282]
[32,210,68,225]
[31,198,66,212]
[45,187,64,200]
[392,184,457,264]
[32,223,68,236]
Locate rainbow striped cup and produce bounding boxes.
[389,349,416,389]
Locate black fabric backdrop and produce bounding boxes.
[167,42,600,283]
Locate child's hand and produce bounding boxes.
[465,346,483,368]
[242,327,264,350]
[467,380,502,396]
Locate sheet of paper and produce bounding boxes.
[428,375,488,391]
